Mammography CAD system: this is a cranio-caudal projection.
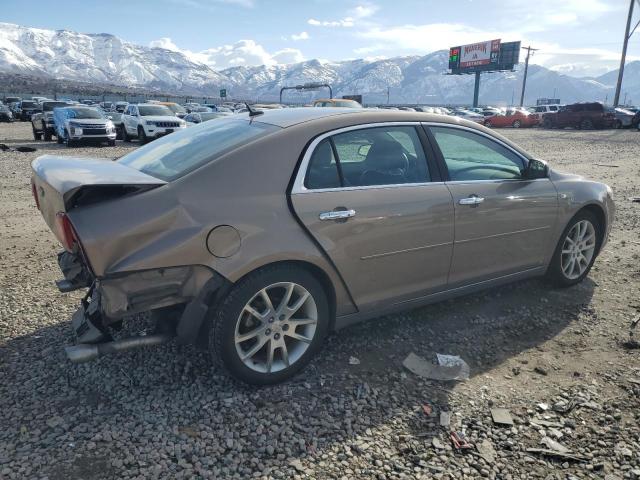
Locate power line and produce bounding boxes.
[519,45,538,107]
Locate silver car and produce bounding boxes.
[30,108,615,384]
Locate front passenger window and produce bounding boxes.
[430,127,525,181]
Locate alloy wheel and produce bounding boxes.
[560,220,596,280]
[234,282,318,374]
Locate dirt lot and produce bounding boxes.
[0,121,639,480]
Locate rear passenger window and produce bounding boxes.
[304,126,430,189]
[332,126,429,187]
[304,139,341,189]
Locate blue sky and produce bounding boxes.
[2,0,636,76]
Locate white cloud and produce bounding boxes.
[349,3,379,18]
[357,23,518,53]
[308,17,355,27]
[290,31,310,41]
[272,48,305,64]
[149,38,304,69]
[149,37,181,51]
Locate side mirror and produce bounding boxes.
[524,159,548,179]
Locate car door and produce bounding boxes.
[425,124,558,287]
[290,123,455,312]
[125,105,138,133]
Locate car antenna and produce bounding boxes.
[245,102,263,117]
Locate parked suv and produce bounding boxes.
[122,104,186,144]
[542,102,614,130]
[15,100,40,121]
[31,101,72,140]
[53,106,117,147]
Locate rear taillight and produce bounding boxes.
[55,212,77,252]
[31,180,40,210]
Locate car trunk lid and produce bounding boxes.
[31,155,166,240]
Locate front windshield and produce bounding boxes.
[118,118,279,181]
[165,104,187,114]
[43,102,70,111]
[138,105,173,116]
[67,107,105,119]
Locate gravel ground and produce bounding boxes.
[0,122,639,480]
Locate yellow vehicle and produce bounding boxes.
[312,98,362,108]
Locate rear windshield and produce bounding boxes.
[22,101,38,108]
[118,118,279,181]
[138,105,173,116]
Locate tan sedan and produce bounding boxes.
[31,108,614,384]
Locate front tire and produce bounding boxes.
[208,265,329,385]
[32,124,42,141]
[43,126,52,141]
[546,210,601,287]
[512,119,522,128]
[138,126,148,145]
[123,126,131,142]
[580,118,594,130]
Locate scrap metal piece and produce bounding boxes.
[491,408,514,426]
[403,352,470,381]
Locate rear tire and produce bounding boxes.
[485,120,492,127]
[512,119,521,128]
[43,126,52,141]
[545,210,602,288]
[57,132,63,144]
[207,265,330,385]
[543,116,553,129]
[115,126,124,140]
[615,120,623,129]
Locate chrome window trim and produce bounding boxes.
[291,121,430,194]
[422,121,532,177]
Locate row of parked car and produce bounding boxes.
[4,96,640,149]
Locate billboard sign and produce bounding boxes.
[459,39,500,68]
[449,40,520,74]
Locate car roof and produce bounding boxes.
[252,106,503,128]
[250,107,532,158]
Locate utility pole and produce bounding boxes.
[614,0,637,106]
[387,86,390,105]
[519,45,538,107]
[472,71,481,108]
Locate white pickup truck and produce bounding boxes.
[122,104,186,144]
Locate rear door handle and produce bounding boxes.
[459,196,485,205]
[319,209,356,221]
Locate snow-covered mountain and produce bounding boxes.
[0,22,637,105]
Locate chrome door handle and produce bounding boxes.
[459,196,485,205]
[319,209,356,221]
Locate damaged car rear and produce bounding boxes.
[32,108,614,385]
